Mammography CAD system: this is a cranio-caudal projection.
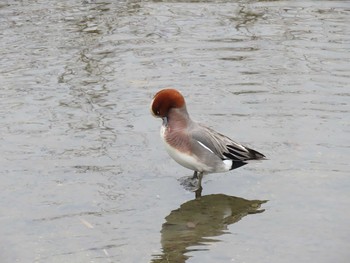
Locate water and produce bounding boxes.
[0,0,349,262]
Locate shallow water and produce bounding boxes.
[0,0,349,262]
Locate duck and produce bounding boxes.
[150,88,265,197]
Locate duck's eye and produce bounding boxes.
[156,110,160,115]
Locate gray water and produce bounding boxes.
[1,0,349,262]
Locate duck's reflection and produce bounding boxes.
[151,194,267,263]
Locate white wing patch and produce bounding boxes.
[196,140,214,153]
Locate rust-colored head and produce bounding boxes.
[150,88,186,118]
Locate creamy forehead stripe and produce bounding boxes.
[150,97,156,116]
[197,141,214,153]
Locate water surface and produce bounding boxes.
[0,0,349,262]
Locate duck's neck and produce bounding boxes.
[164,106,191,131]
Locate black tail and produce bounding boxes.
[231,161,247,170]
[230,147,265,170]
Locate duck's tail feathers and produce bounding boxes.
[225,146,266,170]
[246,147,266,160]
[231,161,247,170]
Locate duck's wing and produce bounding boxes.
[190,123,266,162]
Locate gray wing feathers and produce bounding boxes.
[191,124,265,162]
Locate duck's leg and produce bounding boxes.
[192,171,198,179]
[195,172,203,198]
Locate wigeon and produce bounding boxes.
[150,88,265,197]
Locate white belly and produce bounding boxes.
[160,126,210,172]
